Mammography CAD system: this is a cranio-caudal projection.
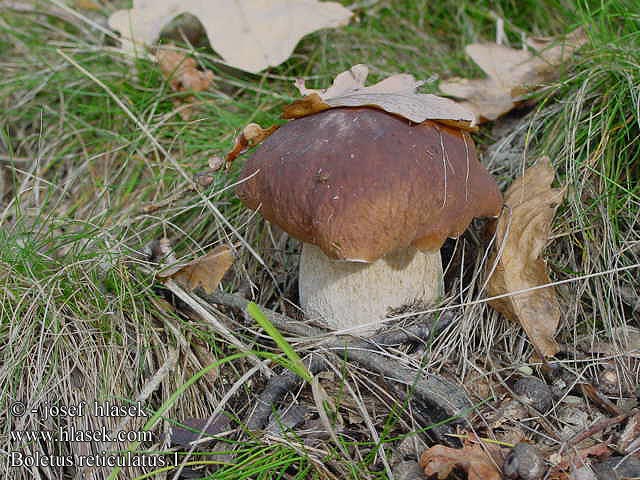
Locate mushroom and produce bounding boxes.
[236,107,502,334]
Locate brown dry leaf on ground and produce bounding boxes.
[155,45,214,119]
[486,157,565,357]
[159,244,234,295]
[283,64,476,130]
[420,439,504,480]
[549,443,612,477]
[109,0,352,73]
[440,28,587,122]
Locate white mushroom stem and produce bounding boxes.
[299,244,443,335]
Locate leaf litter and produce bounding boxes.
[109,0,352,73]
[486,157,565,357]
[440,28,587,122]
[420,433,505,480]
[158,243,234,295]
[155,44,214,119]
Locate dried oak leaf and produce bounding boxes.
[283,64,476,130]
[420,442,502,480]
[159,244,234,295]
[486,157,565,357]
[156,45,214,119]
[440,28,587,122]
[108,0,352,73]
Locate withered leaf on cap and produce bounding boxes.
[283,64,476,130]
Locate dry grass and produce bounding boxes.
[1,1,638,479]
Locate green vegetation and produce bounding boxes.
[1,0,638,478]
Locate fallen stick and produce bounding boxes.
[154,259,472,444]
[200,293,470,442]
[204,291,328,339]
[568,411,633,447]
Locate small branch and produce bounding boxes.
[238,304,464,436]
[197,290,468,440]
[203,291,328,339]
[580,383,625,417]
[246,355,328,431]
[204,290,454,344]
[568,411,633,447]
[164,281,271,376]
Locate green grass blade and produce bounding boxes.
[246,302,312,383]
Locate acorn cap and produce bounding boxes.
[236,107,502,262]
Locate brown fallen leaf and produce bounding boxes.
[226,123,279,163]
[156,45,214,120]
[549,442,612,474]
[283,64,476,130]
[526,28,588,66]
[109,0,352,73]
[486,157,565,357]
[420,441,503,480]
[159,244,234,295]
[440,28,587,122]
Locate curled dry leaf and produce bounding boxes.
[486,157,565,357]
[283,64,476,130]
[159,244,234,295]
[156,45,214,119]
[440,28,587,122]
[109,0,352,73]
[226,123,279,163]
[549,442,612,477]
[420,441,502,480]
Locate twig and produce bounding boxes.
[204,290,452,343]
[568,411,632,447]
[246,355,327,431]
[240,307,463,436]
[164,280,272,376]
[580,383,625,416]
[203,291,328,339]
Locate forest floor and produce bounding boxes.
[1,1,639,479]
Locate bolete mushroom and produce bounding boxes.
[237,107,502,334]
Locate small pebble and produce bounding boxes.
[592,456,640,480]
[513,376,553,412]
[503,443,546,480]
[392,460,424,480]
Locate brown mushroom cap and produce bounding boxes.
[236,107,503,262]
